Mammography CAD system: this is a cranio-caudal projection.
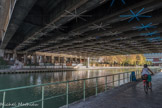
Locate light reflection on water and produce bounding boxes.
[0,68,141,108]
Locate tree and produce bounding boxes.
[101,54,147,66]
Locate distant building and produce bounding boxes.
[144,53,162,66]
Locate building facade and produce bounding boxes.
[144,53,162,66]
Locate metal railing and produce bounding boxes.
[0,68,160,108]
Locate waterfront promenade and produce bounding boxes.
[66,72,162,108]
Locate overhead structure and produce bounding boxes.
[0,0,162,56]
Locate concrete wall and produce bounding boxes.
[0,49,4,57]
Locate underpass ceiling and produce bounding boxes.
[4,0,162,56]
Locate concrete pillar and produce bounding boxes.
[42,56,46,63]
[7,53,10,60]
[37,56,40,63]
[13,51,17,60]
[69,58,71,63]
[50,56,52,63]
[80,58,82,63]
[31,56,33,63]
[53,56,54,63]
[24,54,27,65]
[63,57,66,63]
[87,57,90,68]
[58,56,60,64]
[44,56,47,63]
[54,56,56,64]
[64,57,66,63]
[74,58,77,63]
[29,54,32,64]
[40,56,42,63]
[51,56,53,64]
[70,58,73,63]
[41,56,44,63]
[53,56,55,64]
[33,54,36,64]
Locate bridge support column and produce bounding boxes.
[58,56,60,65]
[36,55,40,63]
[74,58,76,63]
[41,56,44,63]
[24,54,27,65]
[87,57,90,68]
[80,58,82,63]
[7,53,10,60]
[51,56,54,64]
[40,55,44,64]
[0,49,4,57]
[13,51,17,61]
[69,58,71,63]
[64,57,66,64]
[33,54,36,64]
[44,56,47,63]
[50,56,52,63]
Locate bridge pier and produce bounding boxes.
[87,57,90,68]
[0,49,4,57]
[24,54,27,65]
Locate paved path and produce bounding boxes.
[67,72,162,108]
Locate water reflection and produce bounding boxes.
[30,76,33,85]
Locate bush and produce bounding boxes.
[0,57,7,65]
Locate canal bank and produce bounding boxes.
[0,66,159,74]
[0,68,77,74]
[0,67,141,74]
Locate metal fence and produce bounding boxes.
[0,68,160,108]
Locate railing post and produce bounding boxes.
[127,72,129,82]
[138,71,140,78]
[96,78,98,96]
[112,75,114,87]
[2,91,6,108]
[66,82,69,108]
[83,80,86,101]
[118,74,120,86]
[135,71,137,79]
[105,76,107,91]
[123,73,125,84]
[42,86,44,108]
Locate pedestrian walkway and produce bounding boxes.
[67,72,162,108]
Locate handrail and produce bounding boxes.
[0,68,160,108]
[0,71,131,92]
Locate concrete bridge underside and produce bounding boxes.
[1,0,162,56]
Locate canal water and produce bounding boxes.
[0,68,141,108]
